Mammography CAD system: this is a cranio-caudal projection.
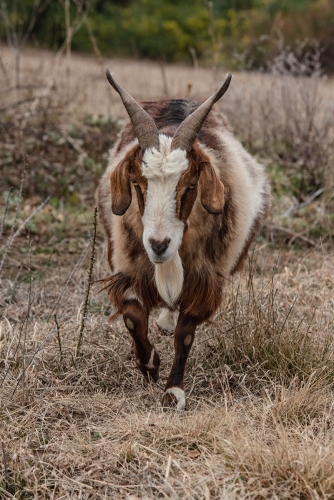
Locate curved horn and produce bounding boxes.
[106,68,159,151]
[171,74,232,152]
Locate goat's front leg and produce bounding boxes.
[123,300,160,382]
[162,314,199,410]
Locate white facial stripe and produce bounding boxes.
[141,136,187,244]
[143,175,182,240]
[141,135,188,303]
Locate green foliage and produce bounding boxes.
[72,0,211,61]
[1,0,334,69]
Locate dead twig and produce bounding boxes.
[75,206,98,357]
[0,195,50,277]
[54,313,63,360]
[0,187,12,240]
[0,162,27,277]
[282,188,325,217]
[2,441,8,489]
[269,224,317,247]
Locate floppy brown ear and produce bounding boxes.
[110,158,132,215]
[199,161,225,214]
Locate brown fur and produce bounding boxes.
[96,96,270,408]
[110,146,148,216]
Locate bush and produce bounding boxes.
[224,41,334,201]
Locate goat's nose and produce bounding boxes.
[149,237,171,256]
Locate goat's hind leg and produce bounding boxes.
[123,299,160,382]
[162,314,199,410]
[156,308,178,335]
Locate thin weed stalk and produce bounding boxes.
[0,194,50,277]
[46,241,90,321]
[0,187,12,240]
[54,314,63,360]
[75,206,98,357]
[0,162,26,278]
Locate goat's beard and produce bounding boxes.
[154,251,183,307]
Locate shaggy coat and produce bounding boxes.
[96,97,270,409]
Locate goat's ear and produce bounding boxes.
[110,158,132,215]
[199,161,225,214]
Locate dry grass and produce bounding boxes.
[1,46,334,498]
[1,246,334,498]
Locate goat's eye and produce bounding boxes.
[131,180,139,187]
[188,184,197,190]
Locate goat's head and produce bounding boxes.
[107,69,231,267]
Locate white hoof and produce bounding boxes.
[163,387,186,410]
[156,308,178,334]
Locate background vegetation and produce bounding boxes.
[1,0,334,70]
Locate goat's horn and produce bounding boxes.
[106,68,159,151]
[171,74,232,152]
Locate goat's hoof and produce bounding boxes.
[156,324,174,336]
[162,387,186,410]
[148,367,160,383]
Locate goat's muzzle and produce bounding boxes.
[149,237,171,259]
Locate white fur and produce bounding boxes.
[164,387,186,410]
[123,290,143,307]
[156,308,179,333]
[141,135,188,265]
[154,252,183,306]
[146,348,156,369]
[139,135,188,306]
[143,135,188,178]
[199,137,268,274]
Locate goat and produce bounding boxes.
[96,69,270,410]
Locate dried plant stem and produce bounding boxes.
[0,187,12,239]
[76,207,98,357]
[0,0,50,99]
[85,17,103,65]
[84,17,114,107]
[0,306,29,388]
[0,195,50,277]
[21,242,33,405]
[46,241,90,321]
[0,49,10,86]
[12,296,35,397]
[54,314,63,360]
[20,4,88,130]
[189,47,199,70]
[0,162,26,277]
[12,196,50,241]
[2,441,8,489]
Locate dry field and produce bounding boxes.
[1,47,334,499]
